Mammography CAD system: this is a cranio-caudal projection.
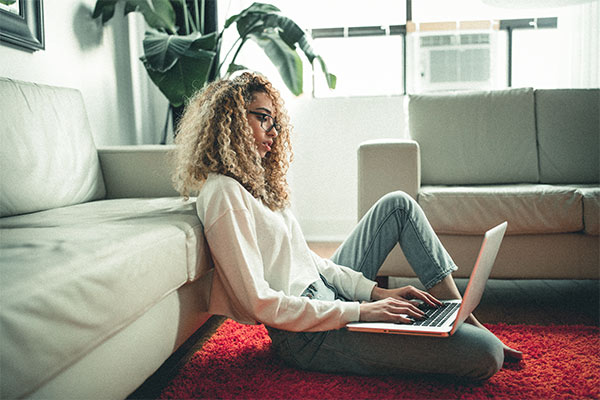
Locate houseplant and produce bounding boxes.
[92,0,336,114]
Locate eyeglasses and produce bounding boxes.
[248,111,281,133]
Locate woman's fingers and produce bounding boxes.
[385,298,425,320]
[419,291,443,307]
[401,286,443,307]
[392,314,416,324]
[360,298,427,323]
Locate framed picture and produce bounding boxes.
[0,0,44,51]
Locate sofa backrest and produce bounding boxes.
[535,88,599,184]
[0,78,106,217]
[409,88,539,185]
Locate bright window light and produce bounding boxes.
[313,35,405,97]
[218,0,598,97]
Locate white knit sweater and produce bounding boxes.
[196,174,376,332]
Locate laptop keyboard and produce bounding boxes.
[411,302,461,327]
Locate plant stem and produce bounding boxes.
[179,0,199,33]
[227,37,247,73]
[197,0,205,35]
[217,36,243,75]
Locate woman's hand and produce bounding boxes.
[359,297,426,323]
[359,285,443,324]
[371,285,442,308]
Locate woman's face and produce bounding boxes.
[247,91,278,158]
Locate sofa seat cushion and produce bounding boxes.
[0,198,209,397]
[563,185,600,235]
[418,184,583,235]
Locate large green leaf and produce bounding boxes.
[223,2,280,30]
[261,15,336,89]
[297,36,337,89]
[142,50,216,107]
[315,55,337,90]
[227,63,249,75]
[248,30,303,96]
[188,31,218,51]
[142,31,216,72]
[93,0,176,33]
[92,0,118,24]
[92,0,336,106]
[231,3,336,91]
[131,0,176,32]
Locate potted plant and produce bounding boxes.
[92,0,336,139]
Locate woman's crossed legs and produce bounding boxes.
[270,191,505,380]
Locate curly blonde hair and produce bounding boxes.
[172,72,293,210]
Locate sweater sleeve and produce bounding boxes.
[310,251,377,302]
[204,208,361,332]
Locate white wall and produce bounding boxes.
[0,0,166,146]
[287,96,408,241]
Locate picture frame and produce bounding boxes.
[0,0,44,51]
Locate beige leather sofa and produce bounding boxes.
[0,78,213,399]
[358,88,599,280]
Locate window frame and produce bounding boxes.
[308,0,559,97]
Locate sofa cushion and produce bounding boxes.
[563,185,600,236]
[409,88,539,185]
[418,184,583,235]
[536,89,599,184]
[0,78,105,217]
[0,198,210,397]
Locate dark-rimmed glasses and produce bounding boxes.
[248,111,281,133]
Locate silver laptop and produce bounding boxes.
[347,221,507,337]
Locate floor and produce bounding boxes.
[128,242,599,398]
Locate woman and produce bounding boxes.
[173,72,521,381]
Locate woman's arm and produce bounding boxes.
[309,251,440,323]
[205,209,361,332]
[309,251,376,302]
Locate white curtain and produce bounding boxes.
[565,0,599,87]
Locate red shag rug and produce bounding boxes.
[159,320,599,400]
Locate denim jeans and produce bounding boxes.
[267,191,504,380]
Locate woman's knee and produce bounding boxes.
[375,190,416,214]
[467,330,504,380]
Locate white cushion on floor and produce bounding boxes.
[418,184,583,235]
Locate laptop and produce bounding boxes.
[346,221,508,337]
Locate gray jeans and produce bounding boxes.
[267,191,504,380]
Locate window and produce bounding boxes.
[512,28,562,88]
[219,0,408,98]
[312,29,405,97]
[410,0,598,92]
[408,29,503,93]
[219,0,599,97]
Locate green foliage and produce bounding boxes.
[92,0,336,107]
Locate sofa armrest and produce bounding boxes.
[357,139,421,220]
[97,145,180,199]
